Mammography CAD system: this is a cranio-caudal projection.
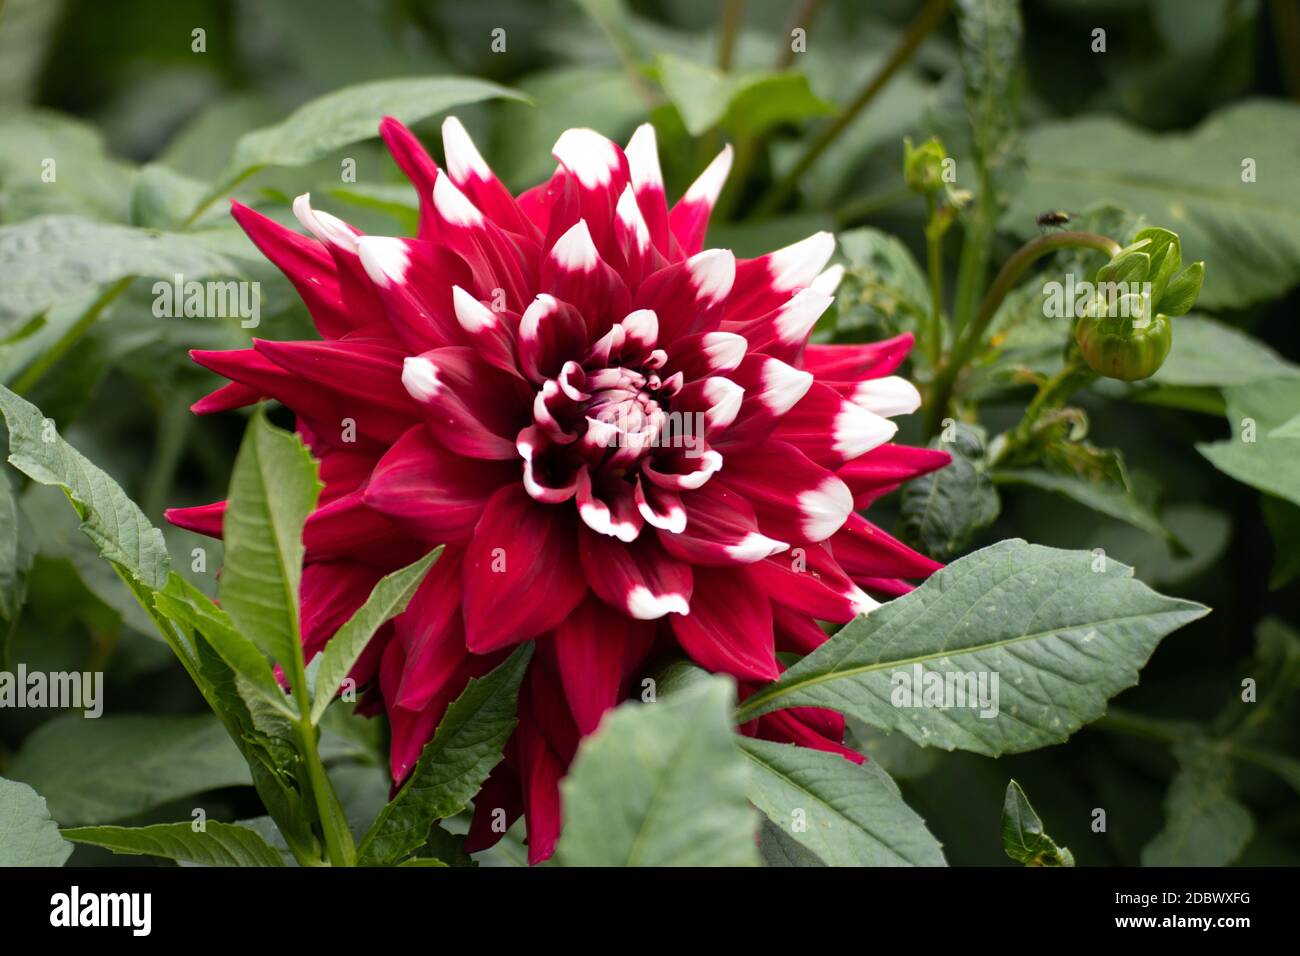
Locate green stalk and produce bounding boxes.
[756,0,950,216]
[924,193,944,366]
[774,0,826,69]
[924,230,1120,436]
[717,0,746,71]
[11,276,134,395]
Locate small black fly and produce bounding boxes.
[1035,210,1071,230]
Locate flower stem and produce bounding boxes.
[924,194,944,366]
[288,644,356,866]
[924,230,1121,437]
[774,0,825,69]
[717,0,746,71]
[988,352,1096,466]
[756,0,950,216]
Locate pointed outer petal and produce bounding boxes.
[363,425,516,544]
[632,249,735,347]
[229,201,350,338]
[190,347,410,448]
[527,645,582,762]
[430,171,539,312]
[802,332,914,380]
[516,716,565,865]
[710,353,814,453]
[402,347,530,460]
[722,287,833,364]
[656,482,788,567]
[845,375,922,418]
[716,441,853,544]
[749,544,878,624]
[614,185,664,288]
[836,443,951,509]
[165,500,226,538]
[771,381,898,469]
[303,489,426,566]
[293,193,393,332]
[634,476,686,533]
[664,330,748,381]
[355,236,472,351]
[669,565,778,681]
[575,468,644,543]
[517,294,589,383]
[191,380,261,415]
[540,219,632,338]
[451,285,523,379]
[668,145,733,257]
[391,552,470,710]
[462,483,587,651]
[252,338,414,417]
[642,443,723,492]
[516,425,581,502]
[379,116,441,241]
[724,231,836,322]
[551,127,631,261]
[318,448,381,504]
[579,522,692,621]
[811,263,845,295]
[830,513,944,580]
[299,559,384,658]
[754,707,864,764]
[771,601,831,655]
[624,123,672,256]
[554,594,653,735]
[671,375,745,438]
[464,756,523,854]
[442,116,537,238]
[517,166,568,235]
[853,575,916,598]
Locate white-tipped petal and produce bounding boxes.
[703,377,745,430]
[700,332,747,373]
[775,288,834,345]
[683,144,734,206]
[798,476,853,542]
[620,308,659,346]
[552,128,622,188]
[550,219,599,271]
[441,116,492,184]
[811,263,845,295]
[452,285,497,332]
[432,173,484,226]
[616,184,651,250]
[760,358,814,415]
[768,231,836,291]
[627,585,690,620]
[832,401,898,459]
[401,356,440,402]
[688,248,736,303]
[625,123,664,191]
[293,193,358,251]
[726,531,789,563]
[852,376,922,418]
[356,236,411,288]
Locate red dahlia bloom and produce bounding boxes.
[167,116,950,863]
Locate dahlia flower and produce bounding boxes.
[167,116,950,863]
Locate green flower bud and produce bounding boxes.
[1130,227,1182,303]
[1076,312,1172,381]
[903,137,947,195]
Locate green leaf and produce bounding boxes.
[1141,742,1253,866]
[832,227,930,337]
[223,77,525,186]
[1002,779,1074,866]
[6,714,250,825]
[311,546,442,723]
[0,385,169,589]
[0,777,72,866]
[1262,497,1300,590]
[357,644,532,866]
[900,423,999,560]
[992,466,1167,540]
[0,215,238,333]
[153,572,292,716]
[739,737,946,867]
[0,467,26,621]
[556,676,758,867]
[0,110,135,223]
[1198,378,1300,507]
[220,410,321,666]
[656,53,834,138]
[1005,100,1300,309]
[955,0,1023,180]
[62,821,285,867]
[735,540,1209,757]
[1153,315,1299,387]
[757,817,826,867]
